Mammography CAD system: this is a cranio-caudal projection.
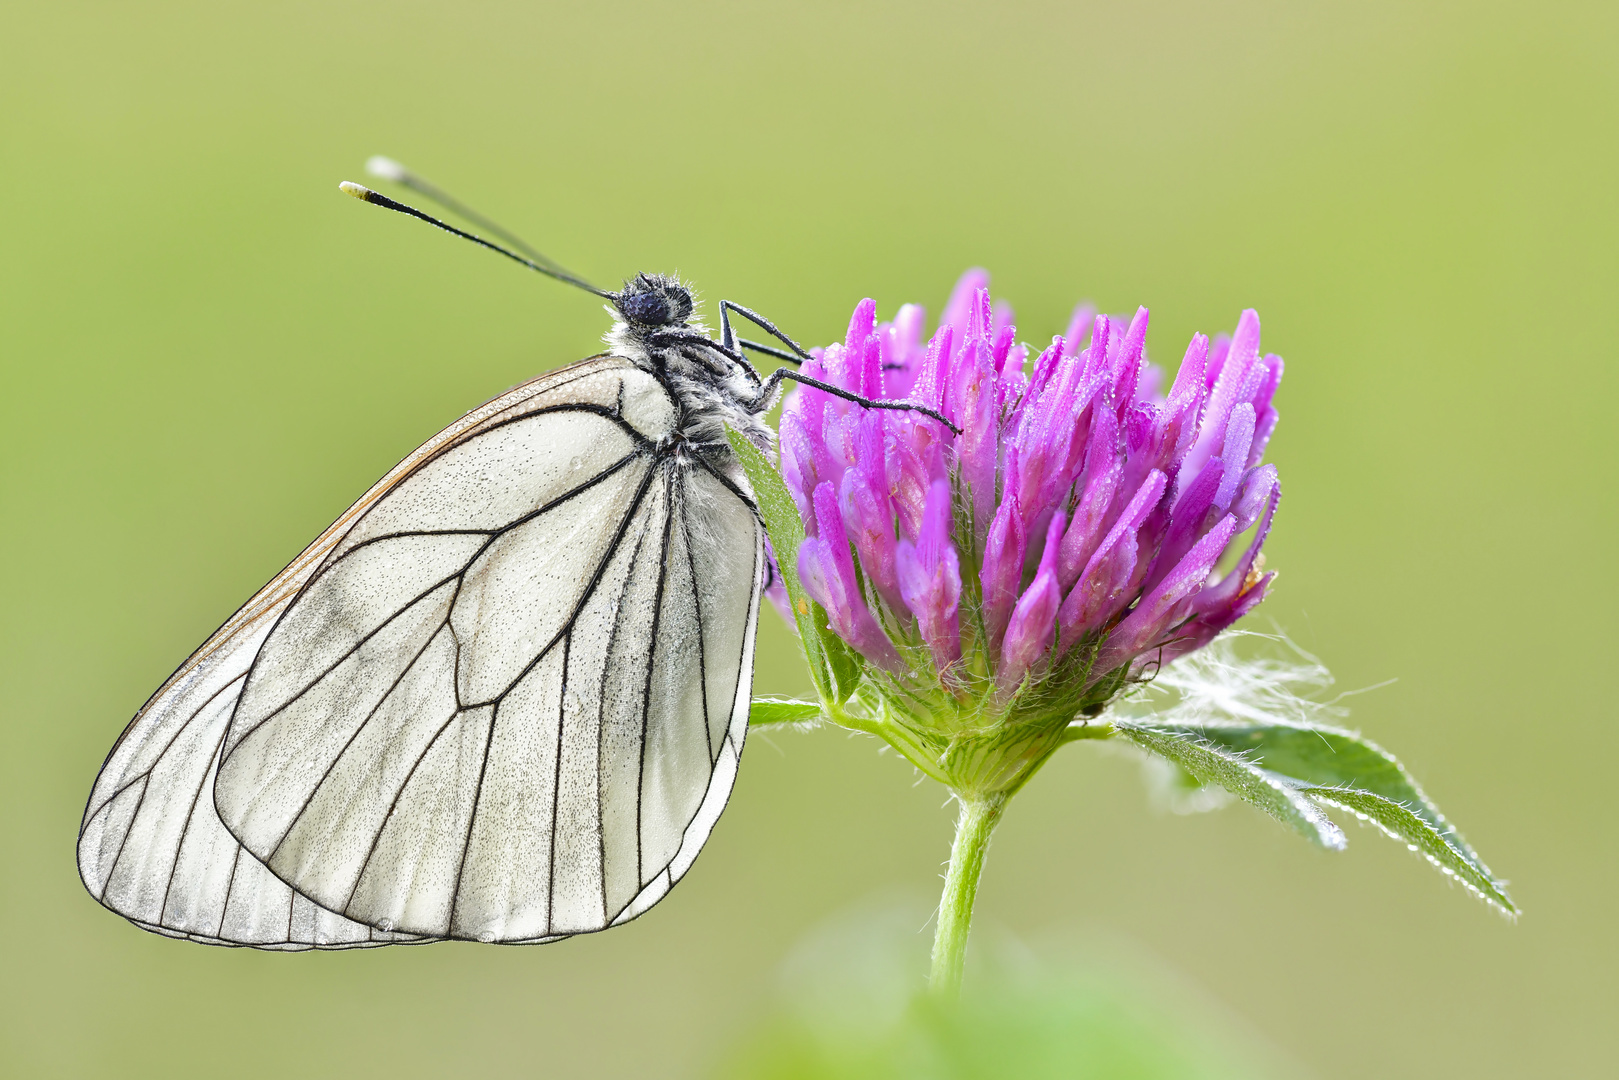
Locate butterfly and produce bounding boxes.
[76,159,952,950]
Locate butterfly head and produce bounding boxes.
[615,273,694,327]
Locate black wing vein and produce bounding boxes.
[635,467,680,886]
[340,689,467,917]
[590,505,660,922]
[159,721,232,919]
[471,453,663,708]
[676,475,715,763]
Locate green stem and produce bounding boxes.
[929,792,1007,998]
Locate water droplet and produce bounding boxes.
[376,918,394,932]
[570,456,583,471]
[478,930,496,943]
[172,916,187,930]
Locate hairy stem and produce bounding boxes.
[929,792,1007,998]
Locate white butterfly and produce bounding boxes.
[78,166,948,950]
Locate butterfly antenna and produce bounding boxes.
[339,180,614,300]
[364,157,581,280]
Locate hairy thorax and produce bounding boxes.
[605,317,777,463]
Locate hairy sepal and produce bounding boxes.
[748,698,824,728]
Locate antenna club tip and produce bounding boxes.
[339,181,377,201]
[364,156,408,181]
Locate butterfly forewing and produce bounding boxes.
[80,355,762,948]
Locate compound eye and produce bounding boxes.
[621,291,670,324]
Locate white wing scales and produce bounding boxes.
[80,357,762,949]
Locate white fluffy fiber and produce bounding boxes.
[1116,629,1370,730]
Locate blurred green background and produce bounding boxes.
[3,0,1614,1076]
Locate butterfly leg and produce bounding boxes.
[752,366,960,434]
[719,301,809,365]
[709,298,960,432]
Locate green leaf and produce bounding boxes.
[1305,786,1515,914]
[1186,723,1412,797]
[1116,722,1347,850]
[749,698,824,727]
[723,425,839,702]
[1123,720,1517,915]
[1193,722,1514,913]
